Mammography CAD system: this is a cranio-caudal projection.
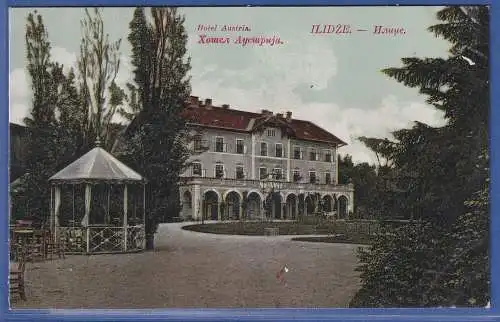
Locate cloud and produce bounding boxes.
[9,68,30,124]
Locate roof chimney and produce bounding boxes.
[286,111,292,120]
[222,104,230,109]
[190,96,199,105]
[205,98,212,106]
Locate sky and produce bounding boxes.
[9,7,451,164]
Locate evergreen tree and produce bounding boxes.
[120,7,192,249]
[350,6,489,307]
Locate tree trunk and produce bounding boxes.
[145,233,155,250]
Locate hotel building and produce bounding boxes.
[179,97,354,221]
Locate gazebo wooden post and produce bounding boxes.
[123,184,128,252]
[85,184,91,254]
[50,185,54,239]
[54,185,61,244]
[106,185,111,225]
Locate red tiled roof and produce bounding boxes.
[182,97,347,146]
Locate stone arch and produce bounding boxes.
[203,189,220,220]
[203,188,221,201]
[223,189,243,202]
[285,193,298,220]
[247,189,264,201]
[246,191,263,220]
[338,195,349,219]
[322,194,333,213]
[304,194,316,215]
[264,191,283,220]
[224,191,241,220]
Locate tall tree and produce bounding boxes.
[21,12,61,223]
[350,6,489,307]
[119,7,192,249]
[77,8,124,150]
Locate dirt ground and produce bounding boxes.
[12,222,361,309]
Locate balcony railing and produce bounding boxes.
[182,172,353,191]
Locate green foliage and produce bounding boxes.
[21,12,79,223]
[338,154,384,219]
[119,8,192,236]
[16,10,125,224]
[350,5,489,307]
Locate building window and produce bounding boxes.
[293,170,301,182]
[260,142,268,156]
[309,171,317,184]
[293,147,301,159]
[236,166,245,179]
[267,129,276,137]
[310,150,318,161]
[193,136,203,151]
[325,172,331,184]
[215,164,224,178]
[215,137,224,152]
[192,162,202,176]
[259,167,268,180]
[273,168,283,180]
[236,139,244,154]
[325,151,332,162]
[275,143,283,158]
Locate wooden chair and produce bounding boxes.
[26,230,47,262]
[9,245,27,301]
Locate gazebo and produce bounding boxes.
[48,145,147,254]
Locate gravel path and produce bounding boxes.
[12,222,361,309]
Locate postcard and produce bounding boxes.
[8,5,489,309]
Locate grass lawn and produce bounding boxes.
[182,219,337,236]
[182,218,378,245]
[291,235,372,245]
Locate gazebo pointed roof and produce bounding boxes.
[49,147,144,184]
